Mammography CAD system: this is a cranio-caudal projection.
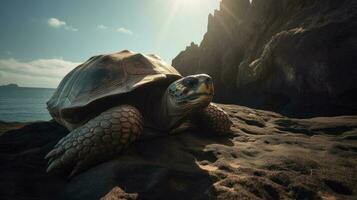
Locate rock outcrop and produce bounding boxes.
[172,0,357,117]
[1,104,357,200]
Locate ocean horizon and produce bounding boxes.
[0,86,55,122]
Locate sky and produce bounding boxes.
[0,0,220,88]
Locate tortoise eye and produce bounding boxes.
[183,78,198,87]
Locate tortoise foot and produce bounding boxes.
[45,105,143,178]
[195,103,232,134]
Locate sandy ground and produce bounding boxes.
[0,104,356,200]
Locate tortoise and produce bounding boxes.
[45,50,232,177]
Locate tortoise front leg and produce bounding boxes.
[193,103,232,134]
[45,105,143,178]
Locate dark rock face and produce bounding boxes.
[172,0,357,117]
[1,105,357,200]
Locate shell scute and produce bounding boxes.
[47,50,182,130]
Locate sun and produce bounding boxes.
[177,0,196,5]
[155,0,218,52]
[173,0,207,8]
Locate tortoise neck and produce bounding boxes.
[157,88,189,130]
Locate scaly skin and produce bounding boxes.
[195,103,232,134]
[45,105,143,177]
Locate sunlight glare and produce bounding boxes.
[155,0,218,53]
[174,0,208,8]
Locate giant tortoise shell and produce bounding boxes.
[45,50,232,177]
[47,50,182,130]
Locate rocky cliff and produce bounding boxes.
[172,0,357,117]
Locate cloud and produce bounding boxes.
[0,58,80,88]
[47,17,78,31]
[97,24,108,30]
[64,26,78,32]
[116,27,133,35]
[96,25,132,34]
[48,18,66,28]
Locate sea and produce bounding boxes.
[0,86,55,122]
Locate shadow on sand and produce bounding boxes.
[0,121,233,200]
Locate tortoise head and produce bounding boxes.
[167,74,214,111]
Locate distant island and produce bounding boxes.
[0,83,19,88]
[0,84,55,90]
